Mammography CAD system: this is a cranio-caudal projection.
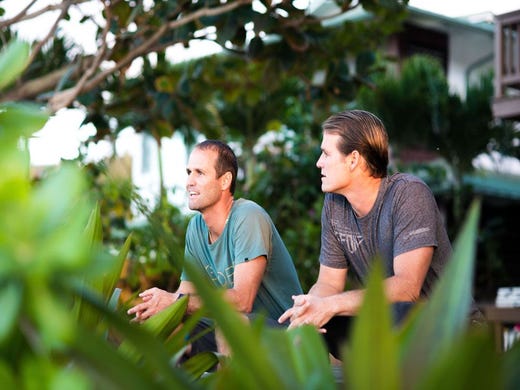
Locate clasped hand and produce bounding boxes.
[278,294,330,333]
[127,287,177,322]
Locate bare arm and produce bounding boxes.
[279,246,433,328]
[384,246,433,302]
[127,256,267,321]
[278,264,347,327]
[223,255,267,313]
[180,255,266,314]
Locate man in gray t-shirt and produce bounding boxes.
[279,110,467,359]
[320,173,451,298]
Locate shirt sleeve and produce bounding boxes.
[319,194,349,269]
[231,205,272,265]
[392,180,440,258]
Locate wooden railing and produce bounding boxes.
[493,9,520,120]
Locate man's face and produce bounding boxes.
[186,148,224,212]
[316,132,351,193]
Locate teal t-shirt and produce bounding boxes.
[181,198,302,320]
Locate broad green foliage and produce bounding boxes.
[0,40,30,90]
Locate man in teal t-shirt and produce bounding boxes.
[183,197,301,321]
[128,139,301,361]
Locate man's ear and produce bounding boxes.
[221,171,232,191]
[348,150,360,171]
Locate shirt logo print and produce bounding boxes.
[338,231,364,254]
[204,264,234,287]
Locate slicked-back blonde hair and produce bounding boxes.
[322,110,389,178]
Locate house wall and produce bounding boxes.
[396,10,495,98]
[446,25,494,97]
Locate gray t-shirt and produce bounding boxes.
[182,198,303,319]
[319,173,451,298]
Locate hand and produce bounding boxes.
[278,294,331,332]
[278,294,309,324]
[127,287,177,322]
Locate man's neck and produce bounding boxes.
[203,196,234,242]
[345,176,382,218]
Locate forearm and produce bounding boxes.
[324,275,421,317]
[383,275,422,302]
[183,288,254,315]
[223,287,255,313]
[306,279,362,317]
[323,289,365,317]
[308,280,343,297]
[184,294,202,314]
[176,282,201,314]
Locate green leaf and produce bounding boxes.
[83,203,103,249]
[0,361,16,389]
[27,280,75,348]
[400,199,481,386]
[70,282,199,389]
[155,75,176,93]
[102,233,132,300]
[0,102,49,142]
[284,325,336,389]
[181,351,219,379]
[29,165,92,272]
[72,326,168,390]
[417,330,502,389]
[0,40,31,90]
[117,296,188,363]
[346,259,400,390]
[503,341,520,390]
[143,295,188,339]
[0,281,22,344]
[108,287,122,311]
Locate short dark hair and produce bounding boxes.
[322,110,389,178]
[195,140,238,194]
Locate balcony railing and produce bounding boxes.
[493,9,520,120]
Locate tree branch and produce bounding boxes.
[28,1,73,65]
[48,1,112,111]
[47,0,253,112]
[0,0,89,30]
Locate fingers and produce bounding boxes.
[278,308,294,324]
[278,295,311,324]
[128,288,160,316]
[127,303,141,315]
[292,294,308,307]
[139,287,158,298]
[127,288,174,323]
[286,315,312,329]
